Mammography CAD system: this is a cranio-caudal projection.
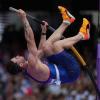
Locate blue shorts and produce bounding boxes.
[46,50,81,84]
[47,62,80,84]
[24,50,80,84]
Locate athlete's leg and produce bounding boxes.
[47,6,75,44]
[53,18,90,52]
[43,18,90,56]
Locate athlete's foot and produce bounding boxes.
[79,18,90,40]
[58,6,75,25]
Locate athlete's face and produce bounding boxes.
[11,56,27,68]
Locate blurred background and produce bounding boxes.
[0,0,99,100]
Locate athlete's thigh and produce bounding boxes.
[47,32,62,44]
[53,39,72,50]
[41,40,64,55]
[41,42,56,56]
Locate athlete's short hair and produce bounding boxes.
[6,61,23,75]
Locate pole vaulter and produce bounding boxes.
[9,7,100,98]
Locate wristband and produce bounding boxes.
[42,33,46,35]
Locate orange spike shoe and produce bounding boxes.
[58,6,75,24]
[79,18,90,40]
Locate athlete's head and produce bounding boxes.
[6,61,23,75]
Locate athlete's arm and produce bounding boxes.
[38,21,48,50]
[18,9,37,55]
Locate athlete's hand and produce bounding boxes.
[18,9,27,19]
[11,56,28,68]
[41,21,48,34]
